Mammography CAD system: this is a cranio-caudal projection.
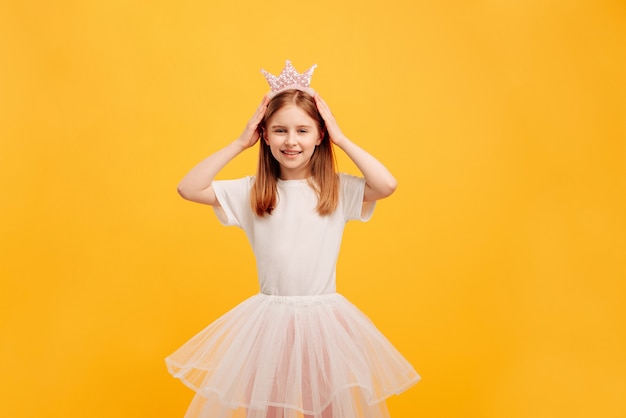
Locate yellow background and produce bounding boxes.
[1,1,625,417]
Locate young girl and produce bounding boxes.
[166,61,419,418]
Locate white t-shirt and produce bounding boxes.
[212,173,375,296]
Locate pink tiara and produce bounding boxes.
[261,60,317,98]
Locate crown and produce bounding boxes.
[261,60,317,98]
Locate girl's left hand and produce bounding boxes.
[314,93,347,146]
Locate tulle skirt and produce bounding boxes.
[165,293,420,418]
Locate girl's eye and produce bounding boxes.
[273,129,286,133]
[298,129,308,133]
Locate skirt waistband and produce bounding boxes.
[257,292,342,304]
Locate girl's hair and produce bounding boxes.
[251,89,339,216]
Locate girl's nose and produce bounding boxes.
[285,132,297,145]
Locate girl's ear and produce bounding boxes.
[316,130,325,145]
[260,128,269,145]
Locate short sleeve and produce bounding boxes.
[211,177,255,228]
[340,173,376,222]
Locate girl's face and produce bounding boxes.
[264,104,322,180]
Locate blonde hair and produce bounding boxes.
[251,90,339,216]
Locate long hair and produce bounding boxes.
[251,89,339,216]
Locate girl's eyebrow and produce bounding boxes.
[270,123,313,128]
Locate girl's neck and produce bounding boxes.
[278,168,311,181]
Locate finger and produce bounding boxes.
[314,93,326,109]
[315,93,329,108]
[318,103,332,121]
[315,98,329,116]
[256,98,268,114]
[253,107,265,121]
[315,96,332,117]
[251,98,269,122]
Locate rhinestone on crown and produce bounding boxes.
[261,60,317,98]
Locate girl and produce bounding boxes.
[166,61,419,418]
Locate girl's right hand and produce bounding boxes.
[236,96,269,149]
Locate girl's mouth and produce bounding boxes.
[281,150,302,156]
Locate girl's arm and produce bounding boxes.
[314,94,397,202]
[177,96,269,206]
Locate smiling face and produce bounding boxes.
[252,90,338,216]
[264,104,322,180]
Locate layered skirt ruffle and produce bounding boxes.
[165,293,419,418]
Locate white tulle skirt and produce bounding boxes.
[165,293,420,418]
